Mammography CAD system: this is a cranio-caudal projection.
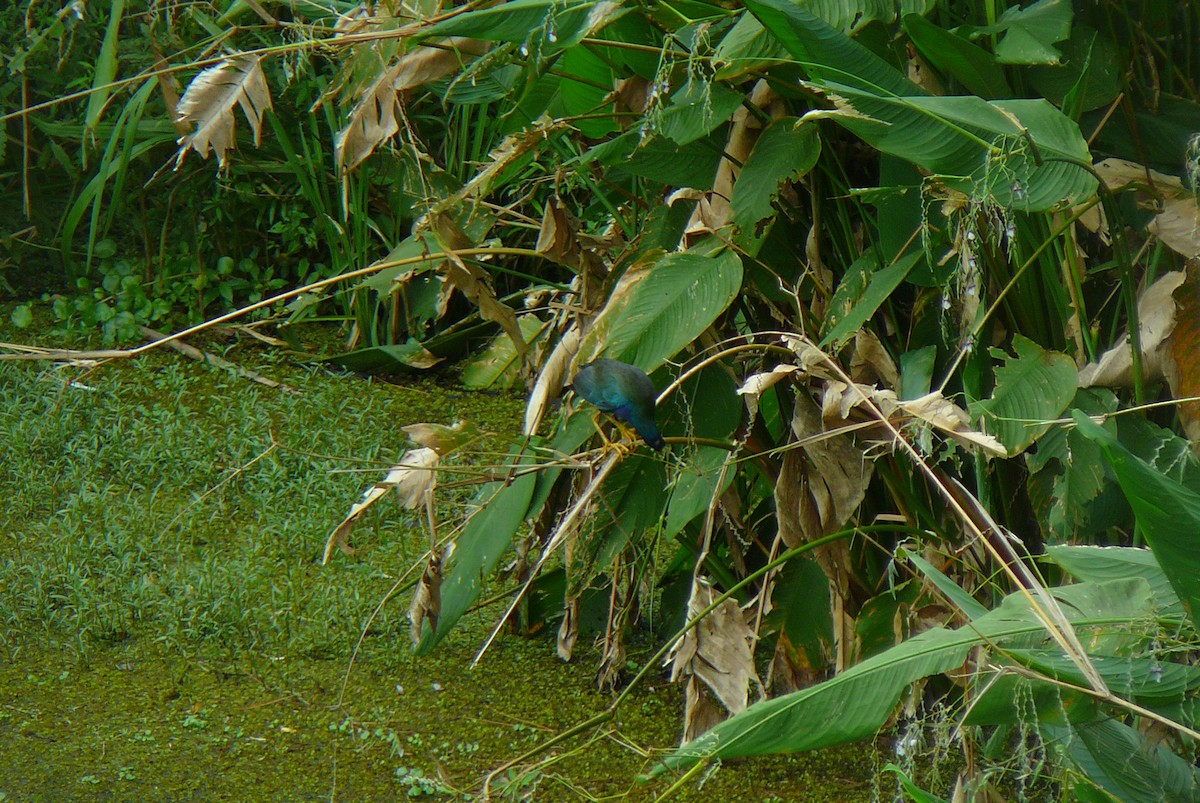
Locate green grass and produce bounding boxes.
[0,320,889,800]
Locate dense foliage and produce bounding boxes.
[7,0,1200,798]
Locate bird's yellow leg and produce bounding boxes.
[589,412,635,456]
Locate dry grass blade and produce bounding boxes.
[138,326,298,392]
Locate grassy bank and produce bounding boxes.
[0,321,885,800]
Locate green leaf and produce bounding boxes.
[322,342,442,372]
[461,315,547,389]
[1073,412,1200,625]
[1028,26,1123,115]
[745,0,1095,210]
[744,0,911,96]
[654,578,1150,771]
[415,462,538,655]
[1068,718,1200,803]
[1009,649,1200,712]
[713,14,791,81]
[10,305,33,328]
[570,455,668,592]
[560,46,617,138]
[1045,545,1182,618]
[983,0,1072,66]
[882,765,949,803]
[731,120,820,228]
[85,0,125,131]
[656,77,744,146]
[902,548,988,619]
[820,251,920,349]
[817,87,1097,210]
[970,335,1077,454]
[766,558,833,669]
[1027,388,1117,539]
[664,446,733,538]
[903,13,1012,99]
[429,0,627,51]
[580,246,743,372]
[585,130,723,189]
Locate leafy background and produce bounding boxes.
[5,0,1200,798]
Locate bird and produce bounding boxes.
[570,358,666,451]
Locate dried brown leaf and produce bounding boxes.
[409,550,443,644]
[402,421,475,454]
[737,364,803,419]
[535,196,580,267]
[1165,266,1200,452]
[430,214,528,365]
[524,326,580,436]
[175,54,273,168]
[322,448,439,564]
[1078,270,1185,387]
[557,595,579,661]
[335,39,488,173]
[1095,158,1200,258]
[668,578,760,741]
[776,394,870,599]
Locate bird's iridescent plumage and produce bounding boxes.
[571,358,665,450]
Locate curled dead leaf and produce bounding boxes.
[1078,270,1185,388]
[322,448,439,564]
[175,54,273,169]
[409,549,444,644]
[668,578,760,742]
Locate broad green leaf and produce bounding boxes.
[713,14,791,81]
[1010,649,1200,712]
[745,0,1095,210]
[560,46,617,138]
[982,0,1072,66]
[656,77,744,146]
[766,558,834,671]
[883,765,949,803]
[1029,26,1122,115]
[902,549,988,619]
[899,345,937,400]
[1116,415,1200,490]
[664,446,733,537]
[461,315,547,389]
[813,86,1097,210]
[570,455,667,593]
[654,578,1150,771]
[1027,388,1116,539]
[585,130,723,189]
[903,13,1012,99]
[970,335,1077,454]
[744,0,912,96]
[854,580,921,659]
[85,0,125,131]
[820,251,921,349]
[789,0,895,31]
[579,246,743,373]
[10,305,33,328]
[322,342,442,372]
[1045,545,1182,618]
[429,0,627,51]
[1073,412,1200,624]
[1068,718,1200,803]
[731,120,820,228]
[414,460,538,654]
